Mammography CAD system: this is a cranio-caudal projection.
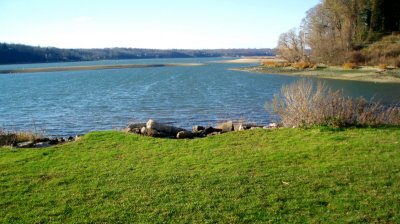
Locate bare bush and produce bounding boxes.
[268,79,400,128]
[0,128,43,146]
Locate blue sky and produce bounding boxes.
[0,0,320,49]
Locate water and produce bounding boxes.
[1,58,399,136]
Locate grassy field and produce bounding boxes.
[1,127,400,223]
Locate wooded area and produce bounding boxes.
[278,0,400,65]
[0,43,274,65]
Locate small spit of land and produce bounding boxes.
[1,127,399,222]
[228,58,400,83]
[0,63,203,74]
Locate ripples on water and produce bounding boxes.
[1,58,399,136]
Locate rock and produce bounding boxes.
[146,120,186,136]
[35,142,51,148]
[192,125,205,133]
[237,124,262,131]
[75,135,81,141]
[176,131,193,139]
[17,141,35,148]
[250,127,262,130]
[130,128,142,134]
[58,138,65,143]
[142,128,168,138]
[67,136,74,141]
[127,123,146,132]
[268,123,278,128]
[217,121,234,133]
[48,138,59,145]
[204,127,222,135]
[140,127,147,135]
[207,132,221,137]
[36,137,49,143]
[238,124,246,131]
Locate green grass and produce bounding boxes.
[1,127,400,223]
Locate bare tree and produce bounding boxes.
[277,28,307,62]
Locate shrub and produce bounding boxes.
[378,64,388,70]
[268,79,400,128]
[362,34,400,67]
[292,62,314,69]
[347,51,365,64]
[262,61,278,67]
[0,129,42,146]
[261,61,291,67]
[342,62,358,70]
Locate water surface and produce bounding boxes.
[1,58,399,136]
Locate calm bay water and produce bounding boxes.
[1,58,399,136]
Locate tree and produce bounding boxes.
[277,28,307,63]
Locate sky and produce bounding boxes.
[0,0,320,49]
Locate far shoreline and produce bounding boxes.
[0,63,204,74]
[228,58,400,84]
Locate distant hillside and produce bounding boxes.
[0,43,275,64]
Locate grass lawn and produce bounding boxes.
[1,127,400,223]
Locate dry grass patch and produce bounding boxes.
[0,129,43,146]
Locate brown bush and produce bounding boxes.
[268,79,400,128]
[342,62,358,70]
[378,64,388,70]
[362,34,400,67]
[0,129,42,146]
[262,61,278,67]
[261,61,291,68]
[292,62,314,69]
[347,51,365,64]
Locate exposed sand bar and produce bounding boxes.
[0,63,204,74]
[233,66,400,84]
[217,56,284,64]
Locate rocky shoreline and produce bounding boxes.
[126,119,280,139]
[0,120,280,148]
[0,134,81,149]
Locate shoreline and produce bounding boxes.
[230,60,400,84]
[0,63,204,74]
[216,56,280,64]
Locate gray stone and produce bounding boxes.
[146,120,186,136]
[238,124,263,131]
[142,128,168,138]
[176,131,193,139]
[48,138,59,145]
[217,121,234,133]
[127,123,146,132]
[204,127,222,135]
[268,123,278,128]
[17,141,35,148]
[192,125,205,133]
[35,142,51,148]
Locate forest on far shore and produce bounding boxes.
[0,44,274,65]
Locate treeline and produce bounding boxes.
[278,0,400,65]
[0,43,274,65]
